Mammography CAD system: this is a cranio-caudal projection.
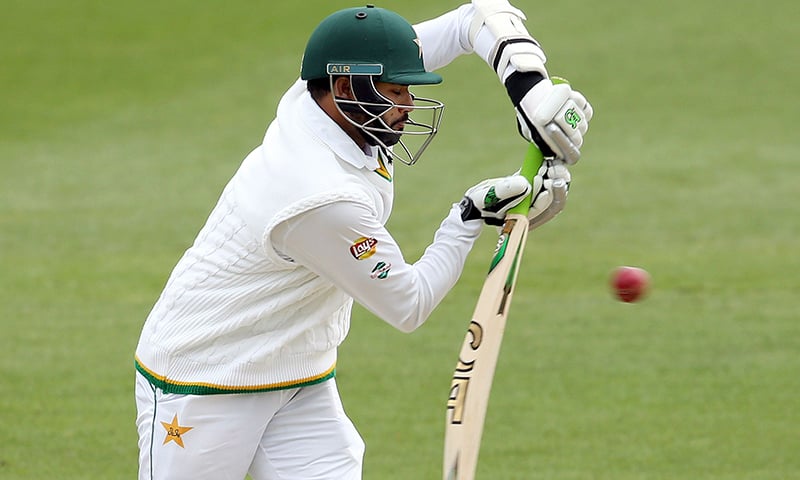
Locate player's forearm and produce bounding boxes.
[338,204,482,333]
[391,204,483,331]
[272,201,481,333]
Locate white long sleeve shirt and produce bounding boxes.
[135,5,498,394]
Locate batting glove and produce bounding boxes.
[466,0,593,164]
[460,175,532,226]
[506,73,593,165]
[528,161,570,230]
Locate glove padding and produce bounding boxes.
[528,161,570,230]
[460,175,531,226]
[505,72,593,165]
[468,0,548,79]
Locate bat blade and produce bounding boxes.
[443,144,543,480]
[443,213,531,480]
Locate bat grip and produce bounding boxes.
[507,143,544,216]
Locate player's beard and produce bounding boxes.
[351,112,407,147]
[372,115,407,146]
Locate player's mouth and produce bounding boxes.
[392,115,409,131]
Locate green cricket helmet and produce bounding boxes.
[301,5,445,165]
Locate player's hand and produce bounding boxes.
[460,175,531,225]
[506,73,593,165]
[528,160,570,230]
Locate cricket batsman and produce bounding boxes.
[134,2,593,479]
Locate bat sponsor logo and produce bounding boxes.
[370,261,391,279]
[446,321,484,425]
[498,239,525,315]
[488,219,516,272]
[349,236,378,260]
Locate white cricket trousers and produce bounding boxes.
[135,372,365,480]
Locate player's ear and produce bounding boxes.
[332,76,354,100]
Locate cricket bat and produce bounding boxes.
[443,143,544,480]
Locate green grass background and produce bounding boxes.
[1,0,798,478]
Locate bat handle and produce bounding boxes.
[507,143,544,217]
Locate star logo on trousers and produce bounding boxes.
[161,414,193,448]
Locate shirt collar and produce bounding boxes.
[297,82,380,171]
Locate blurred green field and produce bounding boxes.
[1,0,798,478]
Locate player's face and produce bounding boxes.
[374,81,414,132]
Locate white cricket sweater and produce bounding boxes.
[135,4,498,394]
[135,79,482,394]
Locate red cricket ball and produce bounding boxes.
[610,266,650,303]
